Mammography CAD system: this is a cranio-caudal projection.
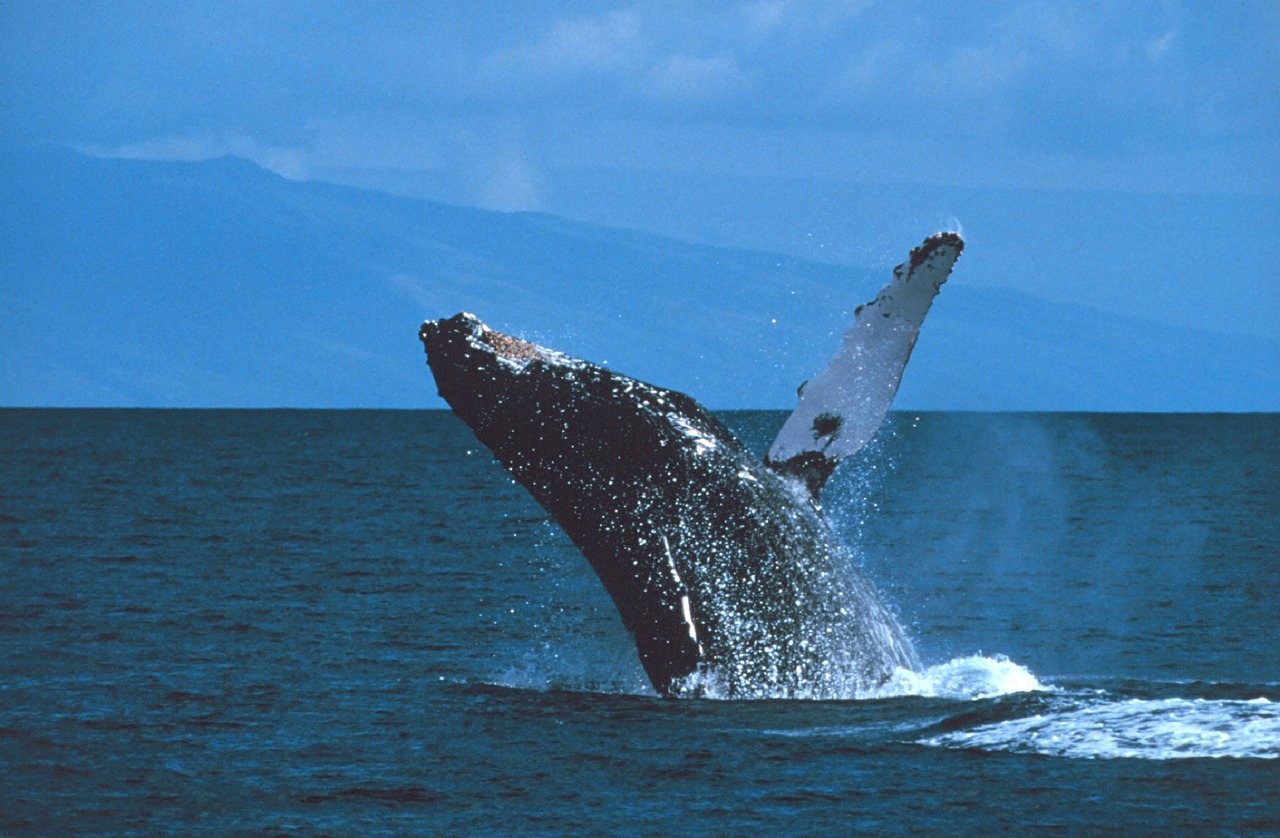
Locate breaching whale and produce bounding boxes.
[420,233,963,697]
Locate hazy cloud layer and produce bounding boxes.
[2,1,1275,202]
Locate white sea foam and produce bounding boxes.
[668,654,1043,702]
[873,654,1047,700]
[923,696,1280,760]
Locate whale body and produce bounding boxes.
[419,232,963,697]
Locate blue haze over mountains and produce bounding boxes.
[3,146,1276,411]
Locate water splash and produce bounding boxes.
[494,649,653,696]
[874,654,1046,700]
[661,654,1038,702]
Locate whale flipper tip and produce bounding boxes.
[766,232,963,499]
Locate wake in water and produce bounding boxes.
[483,642,1280,761]
[880,659,1279,760]
[924,694,1280,760]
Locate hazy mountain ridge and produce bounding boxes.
[2,147,1275,410]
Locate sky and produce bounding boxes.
[2,1,1278,343]
[3,1,1274,197]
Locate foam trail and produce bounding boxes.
[924,697,1280,760]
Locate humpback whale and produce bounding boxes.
[420,232,963,697]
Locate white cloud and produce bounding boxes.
[481,9,645,84]
[829,39,907,99]
[645,55,750,101]
[447,122,547,212]
[388,273,437,311]
[30,2,1275,200]
[1146,29,1177,63]
[77,135,217,162]
[475,149,544,212]
[738,0,876,42]
[77,133,310,179]
[305,121,445,171]
[742,0,789,35]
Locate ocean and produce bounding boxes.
[2,409,1277,834]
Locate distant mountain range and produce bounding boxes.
[3,146,1276,410]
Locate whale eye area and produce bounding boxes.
[812,412,842,439]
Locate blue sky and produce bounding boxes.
[3,2,1278,345]
[4,2,1274,196]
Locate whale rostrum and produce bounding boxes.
[419,232,962,697]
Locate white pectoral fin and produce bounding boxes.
[765,232,963,497]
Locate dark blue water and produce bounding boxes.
[2,409,1278,834]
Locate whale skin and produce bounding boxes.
[419,313,917,697]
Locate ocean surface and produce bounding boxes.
[2,408,1277,834]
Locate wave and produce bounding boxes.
[924,695,1280,760]
[885,656,1280,761]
